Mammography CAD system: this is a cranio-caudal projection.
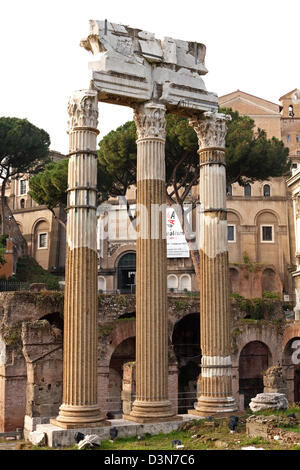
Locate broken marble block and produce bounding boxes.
[77,434,101,450]
[29,430,47,447]
[249,393,288,412]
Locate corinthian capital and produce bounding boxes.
[68,89,99,131]
[189,112,231,150]
[134,102,166,140]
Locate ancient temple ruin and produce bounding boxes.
[47,20,238,429]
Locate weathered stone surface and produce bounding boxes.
[246,414,300,444]
[53,89,104,428]
[29,430,46,446]
[29,284,47,292]
[35,415,197,447]
[77,434,101,449]
[81,21,218,114]
[189,115,236,416]
[249,393,288,412]
[263,366,288,395]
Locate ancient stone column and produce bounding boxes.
[52,89,104,428]
[189,112,237,416]
[124,102,175,423]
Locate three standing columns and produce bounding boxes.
[52,90,105,428]
[124,102,175,423]
[189,112,237,416]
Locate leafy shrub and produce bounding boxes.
[10,256,59,290]
[263,291,281,299]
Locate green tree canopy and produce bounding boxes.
[0,116,50,233]
[29,109,290,286]
[97,121,137,202]
[0,117,50,189]
[221,108,290,186]
[28,158,68,228]
[97,109,290,204]
[30,108,290,215]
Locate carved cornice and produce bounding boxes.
[189,112,231,150]
[134,102,166,141]
[68,89,99,131]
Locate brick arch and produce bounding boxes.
[111,246,136,269]
[238,340,272,408]
[227,208,243,225]
[229,266,240,294]
[101,319,136,367]
[282,324,300,352]
[232,325,281,368]
[31,217,50,234]
[254,209,280,226]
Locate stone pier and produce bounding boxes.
[189,112,237,416]
[51,90,105,428]
[123,102,175,423]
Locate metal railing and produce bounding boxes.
[0,281,30,292]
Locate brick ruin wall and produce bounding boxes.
[0,291,299,431]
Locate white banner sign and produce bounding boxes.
[166,207,190,258]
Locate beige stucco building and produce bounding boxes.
[5,150,67,273]
[219,89,300,300]
[97,187,196,294]
[287,167,300,319]
[98,89,300,301]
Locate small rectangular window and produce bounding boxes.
[20,180,27,195]
[38,233,48,249]
[261,225,274,243]
[228,225,235,242]
[287,135,291,142]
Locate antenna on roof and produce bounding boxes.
[104,19,108,35]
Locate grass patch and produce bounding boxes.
[9,256,60,290]
[278,425,300,433]
[253,405,300,417]
[21,413,300,450]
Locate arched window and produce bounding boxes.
[263,184,270,197]
[20,199,25,209]
[226,185,232,196]
[289,105,294,117]
[167,274,178,291]
[244,184,251,197]
[179,274,191,292]
[117,252,136,293]
[98,276,106,292]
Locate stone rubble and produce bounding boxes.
[249,393,288,412]
[29,430,46,447]
[77,434,101,450]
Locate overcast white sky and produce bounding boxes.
[1,0,299,154]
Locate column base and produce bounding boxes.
[51,404,108,429]
[188,396,237,417]
[124,400,179,423]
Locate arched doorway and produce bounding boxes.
[33,219,50,270]
[179,274,191,292]
[108,337,136,417]
[40,312,64,332]
[283,338,300,403]
[262,268,277,294]
[172,313,201,413]
[229,268,239,294]
[117,252,136,294]
[239,341,271,408]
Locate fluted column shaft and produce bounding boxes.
[53,90,104,428]
[189,112,236,416]
[124,102,174,422]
